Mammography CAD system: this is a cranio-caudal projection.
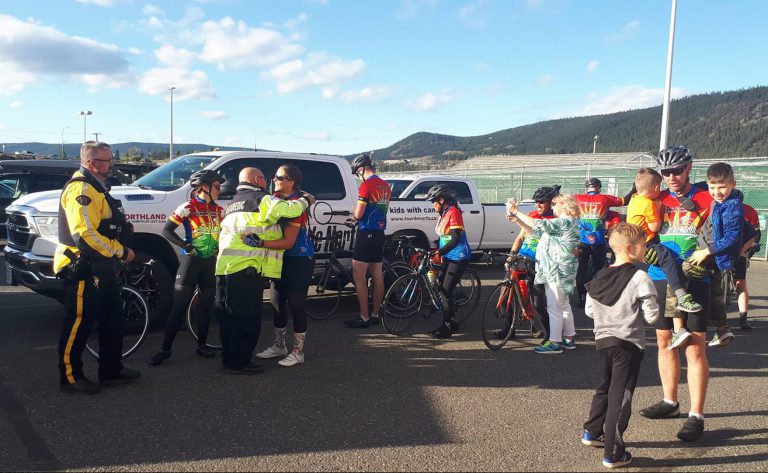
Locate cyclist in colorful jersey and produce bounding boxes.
[509,185,559,341]
[574,178,635,307]
[149,169,224,365]
[425,185,471,339]
[256,164,315,367]
[345,154,392,329]
[639,146,716,443]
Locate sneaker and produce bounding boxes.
[148,350,171,366]
[278,351,304,367]
[561,338,576,350]
[676,416,704,442]
[739,315,752,331]
[602,451,632,469]
[676,294,703,313]
[369,316,381,325]
[100,367,141,386]
[196,345,216,358]
[431,323,452,339]
[60,377,100,395]
[222,363,264,375]
[534,341,563,354]
[640,400,680,419]
[708,327,735,347]
[667,329,692,351]
[581,430,604,447]
[448,319,460,332]
[344,317,370,329]
[256,344,289,359]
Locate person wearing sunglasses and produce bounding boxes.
[255,164,315,367]
[150,169,225,366]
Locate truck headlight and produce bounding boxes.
[33,216,59,238]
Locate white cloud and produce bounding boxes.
[199,110,229,119]
[9,101,22,108]
[284,12,309,30]
[0,62,35,95]
[75,0,130,6]
[142,4,163,15]
[554,85,687,118]
[154,44,196,68]
[263,51,366,94]
[458,1,489,28]
[138,67,216,101]
[397,0,439,19]
[603,20,640,43]
[586,60,599,73]
[324,85,393,103]
[407,89,459,112]
[80,73,135,92]
[537,74,554,86]
[303,132,332,141]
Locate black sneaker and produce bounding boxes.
[149,350,171,366]
[222,363,264,375]
[739,315,752,330]
[640,400,680,419]
[100,367,142,386]
[431,323,452,339]
[677,416,704,442]
[60,377,100,395]
[369,316,381,326]
[448,319,460,332]
[196,346,216,358]
[344,317,371,328]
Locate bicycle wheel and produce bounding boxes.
[186,287,222,349]
[453,269,481,324]
[722,270,734,306]
[482,283,518,350]
[86,286,149,360]
[382,273,425,336]
[306,262,343,320]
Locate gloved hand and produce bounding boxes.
[241,233,264,248]
[344,217,358,228]
[644,247,659,266]
[682,260,707,280]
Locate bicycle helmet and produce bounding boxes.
[585,177,602,190]
[190,169,225,188]
[351,154,373,175]
[531,185,561,202]
[656,145,693,171]
[425,184,456,203]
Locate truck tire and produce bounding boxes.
[122,251,174,328]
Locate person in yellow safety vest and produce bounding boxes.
[215,167,316,375]
[53,141,141,395]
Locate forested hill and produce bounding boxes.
[359,86,768,161]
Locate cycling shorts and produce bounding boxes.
[176,255,216,288]
[733,256,748,280]
[353,229,385,263]
[655,278,710,332]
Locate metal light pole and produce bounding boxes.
[92,132,101,141]
[79,111,92,143]
[659,0,678,151]
[61,126,68,158]
[169,87,176,160]
[593,135,599,154]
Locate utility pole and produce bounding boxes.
[169,86,176,160]
[659,0,678,151]
[79,111,92,143]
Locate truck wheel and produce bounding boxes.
[122,251,173,328]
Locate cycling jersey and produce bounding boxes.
[574,192,625,246]
[278,193,314,258]
[169,196,223,258]
[357,175,391,231]
[743,204,760,242]
[518,209,554,258]
[436,205,471,262]
[657,184,713,262]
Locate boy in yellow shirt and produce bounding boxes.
[626,167,702,350]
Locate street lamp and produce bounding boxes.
[659,0,678,151]
[169,86,176,160]
[79,111,92,143]
[61,126,68,158]
[593,135,599,154]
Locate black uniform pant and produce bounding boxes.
[58,270,124,384]
[576,243,607,300]
[271,256,315,334]
[583,341,644,462]
[216,268,265,369]
[161,256,217,351]
[437,258,470,324]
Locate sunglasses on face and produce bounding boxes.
[273,175,292,182]
[661,167,686,177]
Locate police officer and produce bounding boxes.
[54,141,141,394]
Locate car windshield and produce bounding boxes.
[133,155,218,191]
[387,179,413,198]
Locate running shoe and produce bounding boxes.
[667,329,692,351]
[676,416,704,442]
[534,341,563,354]
[708,327,735,347]
[256,344,288,359]
[148,350,171,366]
[561,338,576,350]
[640,400,680,419]
[344,317,371,329]
[602,451,632,469]
[676,294,703,313]
[581,430,604,447]
[278,351,304,367]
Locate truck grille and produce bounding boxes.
[6,212,33,250]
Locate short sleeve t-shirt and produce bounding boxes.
[169,196,223,258]
[518,209,554,258]
[435,205,471,262]
[575,193,625,245]
[357,175,391,231]
[626,194,661,243]
[277,193,314,258]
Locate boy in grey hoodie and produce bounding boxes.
[582,223,660,469]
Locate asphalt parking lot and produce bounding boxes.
[1,254,767,472]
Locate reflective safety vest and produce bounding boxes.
[215,184,309,278]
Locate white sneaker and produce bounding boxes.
[256,344,288,359]
[278,352,304,367]
[708,327,735,347]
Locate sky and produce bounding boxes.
[1,0,766,156]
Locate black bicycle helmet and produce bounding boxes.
[585,177,602,190]
[190,169,225,188]
[656,145,693,171]
[425,184,456,203]
[351,154,373,175]
[531,185,561,202]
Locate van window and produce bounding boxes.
[405,180,474,204]
[215,158,346,201]
[386,179,412,198]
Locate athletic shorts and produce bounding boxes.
[274,256,315,293]
[175,255,216,288]
[655,278,711,332]
[733,256,748,280]
[353,229,385,263]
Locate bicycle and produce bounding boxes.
[381,248,481,336]
[721,268,737,306]
[481,253,546,350]
[186,287,222,349]
[86,261,151,360]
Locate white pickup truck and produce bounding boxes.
[4,151,527,323]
